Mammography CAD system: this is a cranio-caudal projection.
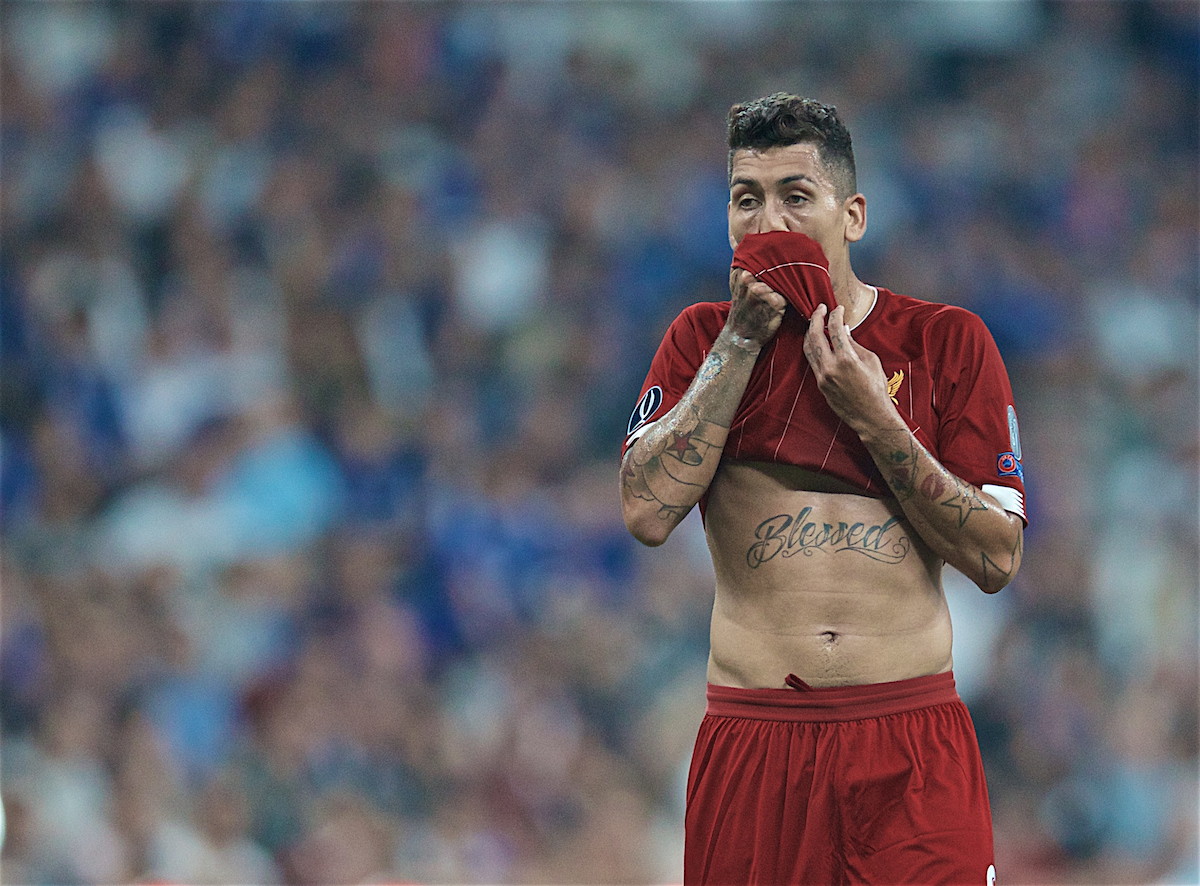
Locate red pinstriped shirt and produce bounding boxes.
[624,288,1027,523]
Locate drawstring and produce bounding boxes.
[785,673,813,691]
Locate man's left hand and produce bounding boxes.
[803,304,898,435]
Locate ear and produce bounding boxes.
[843,193,867,243]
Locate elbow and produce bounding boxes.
[973,549,1022,594]
[621,491,676,546]
[946,548,1019,594]
[618,455,687,547]
[978,573,1012,595]
[962,566,1010,595]
[624,508,672,547]
[968,518,1024,594]
[634,531,670,548]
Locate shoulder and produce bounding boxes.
[877,288,994,347]
[664,300,730,343]
[676,299,730,328]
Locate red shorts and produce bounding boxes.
[685,672,996,886]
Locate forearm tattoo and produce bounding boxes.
[881,436,921,501]
[622,334,756,529]
[622,404,728,523]
[872,427,1022,590]
[879,433,987,527]
[698,350,725,381]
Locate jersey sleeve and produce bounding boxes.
[621,306,719,459]
[930,309,1027,524]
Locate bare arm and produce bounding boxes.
[803,304,1024,592]
[621,270,785,546]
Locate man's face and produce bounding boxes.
[727,142,861,257]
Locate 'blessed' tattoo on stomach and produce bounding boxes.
[746,506,912,568]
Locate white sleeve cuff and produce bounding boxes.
[982,483,1025,523]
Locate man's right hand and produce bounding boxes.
[728,268,787,346]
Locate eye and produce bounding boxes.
[736,195,759,211]
[785,192,807,205]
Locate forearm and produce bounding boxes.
[621,330,761,545]
[861,419,1024,592]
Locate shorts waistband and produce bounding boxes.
[705,671,959,722]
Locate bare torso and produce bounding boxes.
[704,460,953,689]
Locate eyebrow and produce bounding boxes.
[730,173,818,190]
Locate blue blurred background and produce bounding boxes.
[1,2,1196,884]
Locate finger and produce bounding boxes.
[827,307,854,353]
[749,281,787,311]
[804,305,833,365]
[731,271,776,304]
[729,268,749,297]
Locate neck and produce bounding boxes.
[833,268,874,328]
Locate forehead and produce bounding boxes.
[729,143,831,189]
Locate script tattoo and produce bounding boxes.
[746,507,912,568]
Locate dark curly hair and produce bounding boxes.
[727,93,857,198]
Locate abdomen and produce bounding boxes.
[703,461,952,688]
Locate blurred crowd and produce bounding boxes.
[1,2,1197,884]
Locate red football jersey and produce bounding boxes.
[731,230,839,320]
[623,288,1027,523]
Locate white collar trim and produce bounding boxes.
[849,286,879,331]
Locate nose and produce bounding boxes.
[758,199,790,233]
